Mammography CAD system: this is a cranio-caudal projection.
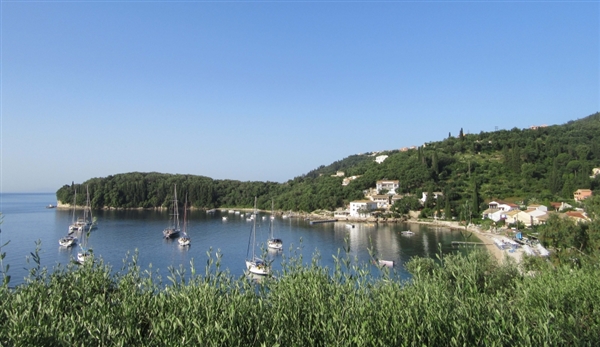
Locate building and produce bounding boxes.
[349,200,378,218]
[370,195,390,209]
[342,175,361,186]
[504,210,535,227]
[376,180,399,194]
[565,211,590,223]
[550,202,572,211]
[375,155,388,164]
[574,189,593,202]
[331,171,345,177]
[482,200,519,222]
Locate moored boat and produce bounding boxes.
[267,200,283,251]
[163,184,181,239]
[178,197,191,247]
[59,235,77,247]
[246,197,271,276]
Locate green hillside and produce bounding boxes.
[57,112,600,216]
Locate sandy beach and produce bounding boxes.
[399,219,524,264]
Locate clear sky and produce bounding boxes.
[1,1,598,193]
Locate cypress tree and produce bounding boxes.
[432,151,439,175]
[471,180,480,217]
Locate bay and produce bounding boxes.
[0,193,470,286]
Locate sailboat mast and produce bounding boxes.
[85,185,91,223]
[173,184,179,230]
[253,197,257,258]
[72,189,77,224]
[270,200,274,239]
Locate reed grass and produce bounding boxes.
[1,244,599,346]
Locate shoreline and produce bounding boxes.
[55,202,518,264]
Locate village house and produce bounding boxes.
[481,200,519,222]
[504,209,535,227]
[591,168,600,178]
[525,205,549,225]
[331,171,345,177]
[349,200,378,218]
[370,195,390,209]
[391,194,407,205]
[565,211,591,224]
[342,175,361,186]
[376,180,399,194]
[574,189,593,202]
[550,202,572,212]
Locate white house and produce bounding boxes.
[482,201,519,222]
[525,205,549,225]
[370,195,390,209]
[349,200,378,218]
[375,155,388,164]
[488,201,519,212]
[376,180,399,194]
[504,210,534,227]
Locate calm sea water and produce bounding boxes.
[0,193,469,286]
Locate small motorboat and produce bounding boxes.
[401,230,414,236]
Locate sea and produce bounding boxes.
[0,193,471,286]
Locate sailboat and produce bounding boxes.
[68,189,79,233]
[76,224,93,263]
[178,196,191,247]
[245,197,270,275]
[163,184,181,239]
[267,200,283,250]
[68,185,97,233]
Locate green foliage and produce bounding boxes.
[2,246,600,346]
[391,195,421,215]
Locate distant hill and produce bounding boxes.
[57,112,600,217]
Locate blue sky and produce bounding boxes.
[1,1,598,193]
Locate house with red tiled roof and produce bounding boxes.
[550,202,572,212]
[565,211,591,224]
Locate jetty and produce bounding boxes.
[309,219,337,225]
[451,241,486,246]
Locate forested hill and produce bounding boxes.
[57,112,600,215]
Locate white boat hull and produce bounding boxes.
[59,236,77,247]
[77,251,91,264]
[268,239,283,250]
[246,259,270,275]
[178,237,191,246]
